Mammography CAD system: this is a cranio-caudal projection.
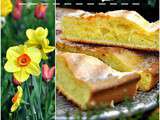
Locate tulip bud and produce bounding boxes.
[34,3,47,19]
[42,64,55,82]
[12,76,21,86]
[15,0,22,10]
[13,7,22,20]
[48,66,55,80]
[12,0,22,20]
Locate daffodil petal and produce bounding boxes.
[11,102,20,112]
[26,29,36,40]
[12,86,23,103]
[35,27,48,40]
[42,38,49,46]
[26,47,41,63]
[17,86,23,96]
[42,39,55,53]
[4,61,20,72]
[26,62,40,76]
[11,86,23,112]
[16,86,23,102]
[41,52,48,60]
[25,39,40,46]
[14,70,30,83]
[43,46,55,53]
[6,45,24,60]
[1,0,13,17]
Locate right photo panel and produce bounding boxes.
[56,0,159,119]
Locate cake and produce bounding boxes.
[136,58,159,91]
[61,10,159,51]
[57,39,143,72]
[57,39,159,91]
[56,51,140,109]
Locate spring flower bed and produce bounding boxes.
[1,0,55,119]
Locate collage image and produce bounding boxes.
[1,0,159,120]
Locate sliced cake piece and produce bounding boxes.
[136,57,159,91]
[56,39,159,91]
[57,39,143,72]
[56,51,140,109]
[61,10,159,51]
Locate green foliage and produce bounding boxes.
[1,0,55,119]
[2,0,55,59]
[148,112,159,120]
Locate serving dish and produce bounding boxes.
[56,83,158,119]
[56,8,159,119]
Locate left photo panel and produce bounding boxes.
[1,0,55,119]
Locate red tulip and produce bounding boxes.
[13,0,22,20]
[13,7,22,20]
[34,3,47,19]
[42,64,55,82]
[12,76,21,86]
[15,0,22,10]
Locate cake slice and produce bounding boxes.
[61,10,159,51]
[56,51,140,109]
[56,39,159,91]
[57,39,143,72]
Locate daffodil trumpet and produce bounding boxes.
[11,86,23,112]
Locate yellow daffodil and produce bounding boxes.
[11,86,23,112]
[4,45,42,83]
[1,0,13,17]
[25,27,55,60]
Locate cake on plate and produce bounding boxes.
[61,10,159,51]
[57,39,159,91]
[56,51,140,109]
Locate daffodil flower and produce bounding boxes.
[25,27,55,60]
[4,45,42,83]
[11,86,23,112]
[1,0,13,17]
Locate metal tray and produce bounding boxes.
[56,84,159,119]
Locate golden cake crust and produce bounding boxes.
[58,51,139,88]
[61,10,159,52]
[64,10,159,32]
[61,38,159,52]
[138,62,159,91]
[56,51,140,109]
[57,39,159,91]
[65,10,151,31]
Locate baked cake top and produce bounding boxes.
[65,10,159,32]
[57,51,140,91]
